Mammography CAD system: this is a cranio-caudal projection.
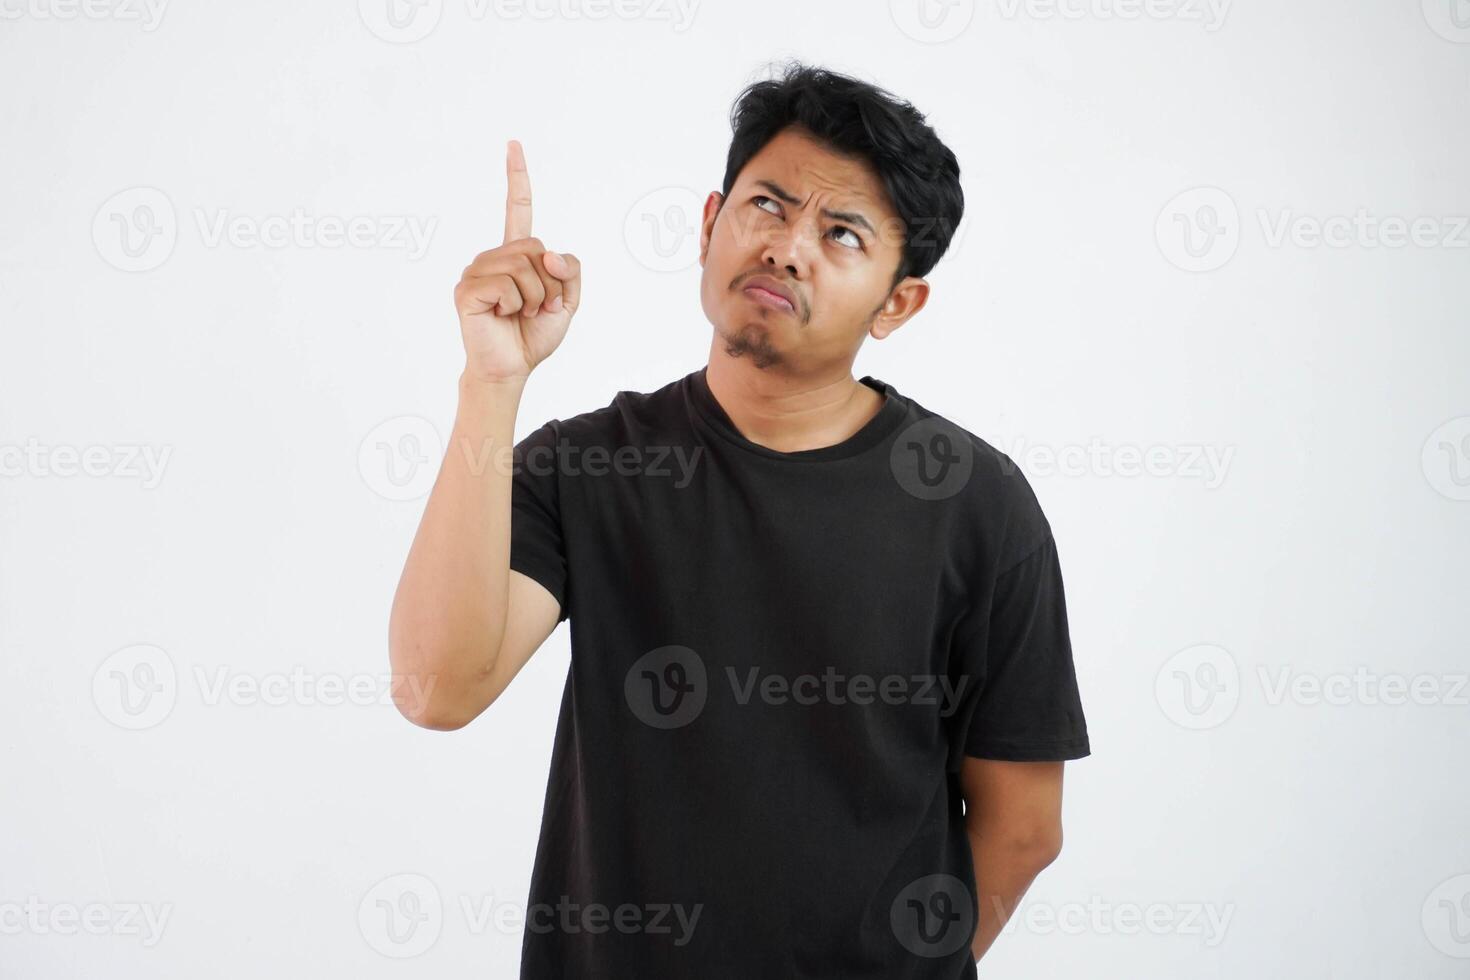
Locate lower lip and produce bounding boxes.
[743,286,795,314]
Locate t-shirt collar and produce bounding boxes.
[687,364,909,462]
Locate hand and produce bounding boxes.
[453,139,582,384]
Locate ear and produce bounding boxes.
[869,277,930,340]
[699,191,724,268]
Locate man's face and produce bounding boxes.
[698,126,927,371]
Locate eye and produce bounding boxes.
[752,196,864,250]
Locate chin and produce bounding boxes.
[720,323,784,369]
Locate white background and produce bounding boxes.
[2,0,1468,976]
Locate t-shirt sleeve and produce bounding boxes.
[956,532,1089,762]
[509,418,570,624]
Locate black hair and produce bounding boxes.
[720,61,964,288]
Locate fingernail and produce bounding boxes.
[546,295,563,313]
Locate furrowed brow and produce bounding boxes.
[753,179,877,238]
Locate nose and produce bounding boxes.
[758,216,813,281]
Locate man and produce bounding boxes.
[389,62,1090,978]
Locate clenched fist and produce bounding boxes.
[454,140,582,383]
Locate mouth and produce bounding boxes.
[741,278,797,314]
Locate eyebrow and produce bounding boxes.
[753,179,876,238]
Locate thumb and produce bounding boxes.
[544,251,581,312]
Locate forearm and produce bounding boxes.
[387,371,526,726]
[967,827,1058,963]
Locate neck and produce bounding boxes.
[702,346,885,454]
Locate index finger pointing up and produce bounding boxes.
[503,139,532,244]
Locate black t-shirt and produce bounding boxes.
[508,366,1089,978]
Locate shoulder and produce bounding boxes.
[893,385,1053,571]
[517,372,690,450]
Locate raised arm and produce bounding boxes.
[388,140,583,730]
